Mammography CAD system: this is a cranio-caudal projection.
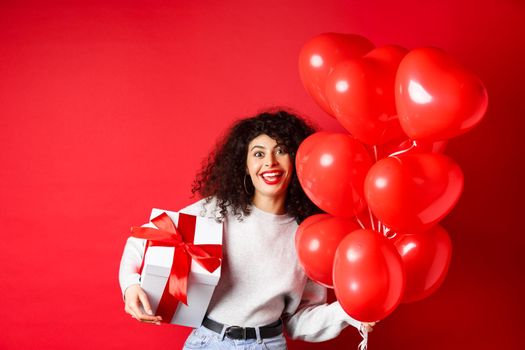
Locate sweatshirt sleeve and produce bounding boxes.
[118,235,147,297]
[283,278,362,342]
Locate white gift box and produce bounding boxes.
[140,208,223,327]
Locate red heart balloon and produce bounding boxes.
[326,45,408,145]
[395,47,488,141]
[296,213,332,237]
[296,215,360,287]
[393,225,452,303]
[296,132,373,217]
[333,229,405,322]
[298,33,374,116]
[364,153,463,234]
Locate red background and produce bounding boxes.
[1,1,524,349]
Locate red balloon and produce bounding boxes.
[296,215,360,287]
[333,229,405,322]
[326,45,408,145]
[364,153,463,234]
[393,225,452,303]
[296,213,331,238]
[395,47,488,141]
[298,33,374,116]
[296,132,373,217]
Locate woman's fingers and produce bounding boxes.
[361,322,376,332]
[129,298,161,323]
[124,304,138,319]
[137,290,163,324]
[124,286,162,324]
[138,290,154,316]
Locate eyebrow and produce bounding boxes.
[250,144,285,151]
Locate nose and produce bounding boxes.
[265,153,278,167]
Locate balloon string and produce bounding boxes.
[370,144,380,233]
[355,215,366,230]
[368,206,375,231]
[388,139,418,157]
[358,323,369,350]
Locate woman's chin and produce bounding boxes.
[254,187,287,200]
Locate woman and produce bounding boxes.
[119,110,373,349]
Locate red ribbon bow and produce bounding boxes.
[131,212,222,323]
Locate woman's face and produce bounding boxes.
[246,134,293,201]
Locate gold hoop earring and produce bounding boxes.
[244,174,253,195]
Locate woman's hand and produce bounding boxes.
[361,321,377,332]
[124,284,162,325]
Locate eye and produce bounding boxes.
[276,147,288,155]
[254,151,264,158]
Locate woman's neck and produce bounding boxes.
[252,193,286,215]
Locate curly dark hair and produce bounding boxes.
[191,109,322,223]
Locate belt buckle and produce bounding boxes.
[225,325,246,340]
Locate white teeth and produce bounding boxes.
[262,172,282,179]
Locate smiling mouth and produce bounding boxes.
[260,171,284,185]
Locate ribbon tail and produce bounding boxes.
[156,293,178,324]
[187,244,223,273]
[156,247,191,323]
[192,256,222,273]
[170,248,192,306]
